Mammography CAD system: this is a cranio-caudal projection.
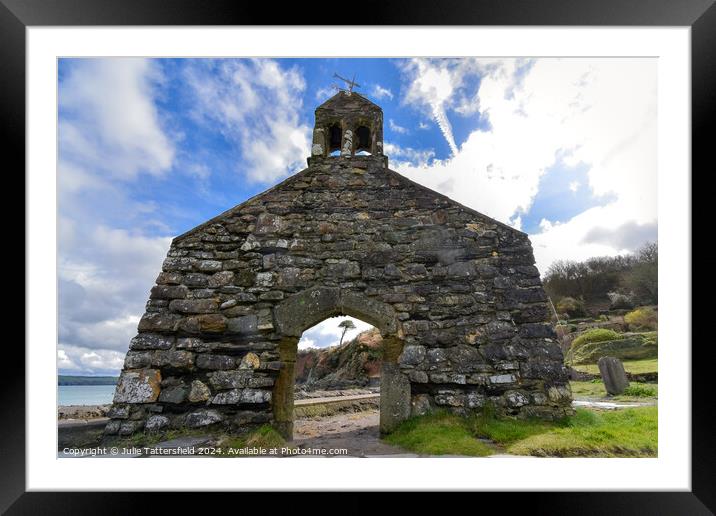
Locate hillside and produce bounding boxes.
[544,241,657,316]
[295,328,383,391]
[58,375,119,386]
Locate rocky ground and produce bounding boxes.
[58,404,109,421]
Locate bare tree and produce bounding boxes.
[338,319,356,346]
[623,241,658,304]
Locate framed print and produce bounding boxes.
[4,0,712,511]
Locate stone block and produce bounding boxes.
[185,409,224,428]
[239,352,260,369]
[209,370,251,389]
[212,389,242,404]
[188,380,211,402]
[158,384,188,404]
[151,350,194,370]
[137,312,181,332]
[197,260,223,272]
[398,345,426,366]
[169,299,218,314]
[227,315,258,334]
[145,415,170,432]
[411,394,432,416]
[150,285,188,300]
[113,369,161,403]
[124,351,152,369]
[196,354,236,370]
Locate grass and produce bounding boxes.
[383,407,657,458]
[383,411,495,456]
[570,381,658,401]
[573,358,658,375]
[506,407,657,457]
[216,425,289,456]
[622,384,658,397]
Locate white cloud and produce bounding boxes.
[315,86,335,102]
[58,344,127,375]
[396,58,657,273]
[569,180,580,192]
[58,349,79,371]
[298,316,374,350]
[59,225,171,352]
[184,59,311,183]
[59,58,174,180]
[298,338,316,351]
[401,58,489,155]
[388,119,409,134]
[371,83,394,100]
[384,142,435,168]
[509,214,523,231]
[531,204,656,273]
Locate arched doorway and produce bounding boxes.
[272,287,409,439]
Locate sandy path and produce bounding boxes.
[291,409,414,457]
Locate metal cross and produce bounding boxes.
[333,73,361,93]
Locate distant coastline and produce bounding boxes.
[58,375,118,386]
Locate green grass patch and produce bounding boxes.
[574,358,658,375]
[507,407,657,457]
[468,413,554,446]
[218,424,287,455]
[570,380,610,398]
[570,381,658,401]
[383,411,494,457]
[384,406,657,458]
[622,384,658,397]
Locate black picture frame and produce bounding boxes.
[4,0,710,512]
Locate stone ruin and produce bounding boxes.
[105,90,573,440]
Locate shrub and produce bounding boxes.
[571,328,623,350]
[641,332,658,346]
[622,384,657,397]
[567,335,657,365]
[607,291,634,309]
[555,297,586,318]
[624,307,658,331]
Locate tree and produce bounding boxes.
[623,241,658,304]
[338,319,356,346]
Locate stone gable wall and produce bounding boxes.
[104,156,572,438]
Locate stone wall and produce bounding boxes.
[105,155,573,439]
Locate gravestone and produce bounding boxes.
[597,356,630,395]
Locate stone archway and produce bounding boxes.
[271,287,409,439]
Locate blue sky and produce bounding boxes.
[57,57,657,374]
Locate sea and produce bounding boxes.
[58,385,116,406]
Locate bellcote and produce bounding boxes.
[309,91,386,166]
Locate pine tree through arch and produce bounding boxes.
[338,319,357,347]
